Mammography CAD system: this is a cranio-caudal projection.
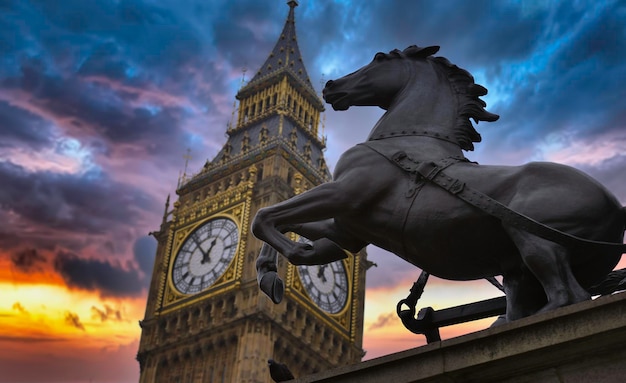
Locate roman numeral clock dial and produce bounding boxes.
[296,237,349,314]
[172,217,239,295]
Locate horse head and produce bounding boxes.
[323,45,499,151]
[323,45,440,111]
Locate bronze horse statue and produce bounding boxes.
[252,45,626,324]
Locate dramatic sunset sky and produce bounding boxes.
[1,0,625,382]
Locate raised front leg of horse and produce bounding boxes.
[252,181,355,303]
[252,144,387,265]
[279,219,367,253]
[253,180,358,265]
[252,145,393,302]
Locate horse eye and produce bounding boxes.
[374,52,386,61]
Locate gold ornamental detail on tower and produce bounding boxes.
[173,169,256,228]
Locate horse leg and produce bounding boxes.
[255,235,349,303]
[252,181,366,303]
[497,268,547,324]
[252,180,363,265]
[280,219,367,253]
[256,244,284,303]
[504,227,590,314]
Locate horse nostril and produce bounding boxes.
[325,79,334,88]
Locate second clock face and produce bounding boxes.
[172,217,239,295]
[296,237,349,314]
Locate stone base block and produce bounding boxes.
[295,292,626,383]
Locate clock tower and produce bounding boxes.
[136,2,369,382]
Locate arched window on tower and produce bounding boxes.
[259,124,269,144]
[318,157,327,173]
[241,131,250,153]
[257,165,264,182]
[303,140,312,162]
[289,128,298,149]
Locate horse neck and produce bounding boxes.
[367,84,464,159]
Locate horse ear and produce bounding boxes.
[404,45,440,58]
[421,45,440,57]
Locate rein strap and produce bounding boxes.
[389,150,626,253]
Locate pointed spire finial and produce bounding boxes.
[182,148,191,176]
[162,194,170,224]
[287,0,298,8]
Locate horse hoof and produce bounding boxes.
[259,271,284,304]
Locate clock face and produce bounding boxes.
[296,237,349,314]
[172,217,239,294]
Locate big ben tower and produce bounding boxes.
[137,2,368,382]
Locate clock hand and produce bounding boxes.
[201,238,218,264]
[317,264,328,283]
[191,235,210,261]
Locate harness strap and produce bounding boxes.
[390,151,626,253]
[369,129,458,145]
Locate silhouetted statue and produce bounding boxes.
[253,45,625,324]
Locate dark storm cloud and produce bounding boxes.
[133,235,157,278]
[0,101,53,149]
[64,311,85,331]
[91,305,124,322]
[298,1,549,79]
[5,0,204,81]
[367,312,396,331]
[0,0,227,168]
[453,2,626,162]
[0,161,156,234]
[10,248,47,273]
[211,2,282,65]
[6,57,187,145]
[54,251,146,297]
[579,155,626,204]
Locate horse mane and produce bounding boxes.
[383,45,499,151]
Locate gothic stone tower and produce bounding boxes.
[137,2,368,382]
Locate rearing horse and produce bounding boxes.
[252,45,625,323]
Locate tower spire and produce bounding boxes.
[244,0,314,93]
[194,0,328,186]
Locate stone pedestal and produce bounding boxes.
[294,292,626,383]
